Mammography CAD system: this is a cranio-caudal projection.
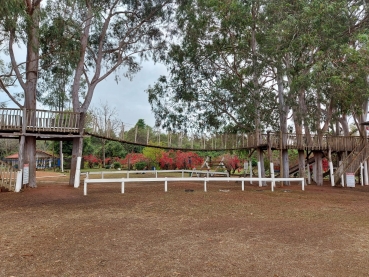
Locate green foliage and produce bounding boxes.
[112,161,121,169]
[142,147,164,168]
[135,161,148,170]
[105,141,127,158]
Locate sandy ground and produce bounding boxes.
[1,176,369,277]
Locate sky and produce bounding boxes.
[1,44,167,130]
[90,61,167,129]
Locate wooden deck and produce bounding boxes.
[0,108,81,140]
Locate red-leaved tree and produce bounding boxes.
[83,154,101,168]
[159,150,203,170]
[121,153,149,169]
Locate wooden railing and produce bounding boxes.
[0,108,81,133]
[333,140,368,182]
[0,161,18,192]
[26,109,80,132]
[0,108,23,130]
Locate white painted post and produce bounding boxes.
[271,180,274,192]
[329,161,334,187]
[121,181,125,194]
[258,161,262,187]
[365,161,369,186]
[250,163,253,184]
[84,179,87,195]
[360,163,364,186]
[302,179,305,191]
[204,178,207,192]
[155,170,158,178]
[182,170,184,178]
[15,170,22,192]
[165,177,168,192]
[270,163,275,190]
[242,180,244,191]
[307,163,311,185]
[127,172,130,179]
[339,161,345,187]
[74,157,82,188]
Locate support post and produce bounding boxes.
[328,148,334,187]
[250,162,253,184]
[340,161,345,187]
[329,161,334,187]
[270,162,275,190]
[258,161,262,187]
[74,157,82,188]
[307,163,311,185]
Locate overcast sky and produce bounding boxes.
[91,61,167,129]
[1,44,167,130]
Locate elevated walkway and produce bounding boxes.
[0,108,368,152]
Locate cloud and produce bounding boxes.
[91,61,167,129]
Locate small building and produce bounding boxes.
[3,150,59,169]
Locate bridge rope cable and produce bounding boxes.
[84,131,249,152]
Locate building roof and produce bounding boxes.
[5,150,58,159]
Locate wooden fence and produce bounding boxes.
[0,161,17,192]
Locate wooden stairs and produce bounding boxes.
[333,140,369,185]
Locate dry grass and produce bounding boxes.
[1,177,369,277]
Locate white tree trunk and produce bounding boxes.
[59,141,64,172]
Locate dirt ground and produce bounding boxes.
[1,172,369,277]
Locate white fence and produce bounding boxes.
[82,169,229,179]
[83,176,305,195]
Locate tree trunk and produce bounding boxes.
[298,150,305,178]
[23,4,40,188]
[257,148,266,186]
[69,137,83,186]
[313,151,323,185]
[277,68,289,185]
[102,139,106,167]
[69,113,85,186]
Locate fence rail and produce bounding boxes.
[83,176,305,195]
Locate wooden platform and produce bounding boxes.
[0,108,82,141]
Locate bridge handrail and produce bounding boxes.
[0,108,81,133]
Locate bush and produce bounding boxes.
[135,161,147,170]
[112,161,121,169]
